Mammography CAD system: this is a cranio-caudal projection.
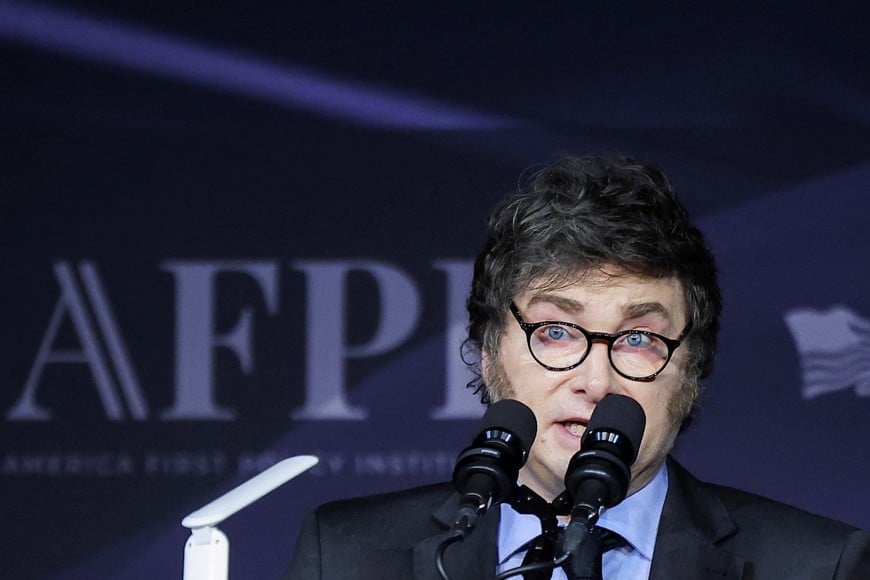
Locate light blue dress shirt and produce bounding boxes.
[497,464,668,579]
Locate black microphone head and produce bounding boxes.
[452,399,537,507]
[563,394,647,512]
[448,400,537,536]
[478,399,537,457]
[584,394,645,463]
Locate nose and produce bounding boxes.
[568,342,617,401]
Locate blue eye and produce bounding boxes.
[625,332,649,347]
[546,326,567,340]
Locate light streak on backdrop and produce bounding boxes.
[0,0,521,130]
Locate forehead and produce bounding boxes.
[516,267,687,328]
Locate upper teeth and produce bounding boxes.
[564,422,585,436]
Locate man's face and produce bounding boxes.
[483,266,689,501]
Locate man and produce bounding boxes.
[286,155,870,579]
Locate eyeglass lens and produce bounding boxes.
[528,323,670,378]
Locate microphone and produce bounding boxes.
[557,394,646,565]
[450,399,537,536]
[563,393,646,523]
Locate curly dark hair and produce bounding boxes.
[465,154,721,427]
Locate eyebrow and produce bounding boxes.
[525,293,585,314]
[524,294,674,325]
[621,301,672,322]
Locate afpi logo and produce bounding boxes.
[784,306,870,399]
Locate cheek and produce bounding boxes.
[488,350,549,400]
[639,402,680,456]
[632,386,682,451]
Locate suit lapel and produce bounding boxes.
[649,458,751,580]
[413,492,500,580]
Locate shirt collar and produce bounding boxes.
[497,463,669,564]
[498,504,543,564]
[596,463,668,560]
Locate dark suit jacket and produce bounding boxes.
[285,458,870,579]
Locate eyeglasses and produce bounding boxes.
[509,302,689,382]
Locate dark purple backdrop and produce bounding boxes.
[2,2,869,579]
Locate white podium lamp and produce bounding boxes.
[180,455,319,580]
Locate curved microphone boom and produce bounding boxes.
[450,399,537,536]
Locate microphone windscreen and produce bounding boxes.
[585,394,646,461]
[479,399,537,456]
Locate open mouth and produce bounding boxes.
[560,420,588,437]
